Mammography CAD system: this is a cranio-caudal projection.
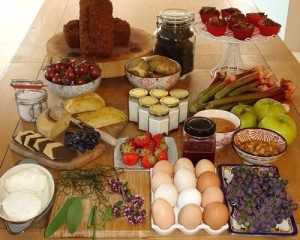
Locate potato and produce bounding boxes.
[148,55,178,76]
[126,57,150,77]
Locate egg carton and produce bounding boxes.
[151,206,229,235]
[150,169,228,235]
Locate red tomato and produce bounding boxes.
[55,62,67,73]
[74,76,87,85]
[65,67,76,80]
[52,74,63,84]
[44,68,57,81]
[80,63,90,76]
[89,66,101,80]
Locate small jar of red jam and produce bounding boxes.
[182,117,216,165]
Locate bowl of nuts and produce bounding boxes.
[232,128,287,165]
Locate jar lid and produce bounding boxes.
[15,89,48,105]
[159,9,194,26]
[139,96,158,108]
[160,96,179,107]
[149,104,169,117]
[150,89,169,99]
[169,89,189,99]
[129,88,148,99]
[184,117,216,137]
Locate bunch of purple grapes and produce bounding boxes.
[225,166,298,233]
[108,177,147,224]
[64,126,100,153]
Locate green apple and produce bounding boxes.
[231,104,258,129]
[258,113,297,145]
[254,98,285,120]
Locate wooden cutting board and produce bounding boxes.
[46,28,154,78]
[10,121,126,170]
[50,171,151,238]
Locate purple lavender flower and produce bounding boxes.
[123,205,147,224]
[112,205,122,218]
[125,195,144,208]
[108,177,123,194]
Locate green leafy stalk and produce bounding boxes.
[87,205,97,228]
[228,81,260,96]
[44,197,77,238]
[87,205,97,240]
[207,85,289,109]
[189,79,232,113]
[67,198,84,234]
[214,73,258,99]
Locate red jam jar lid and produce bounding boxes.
[184,117,216,137]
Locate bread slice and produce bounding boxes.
[63,92,105,114]
[76,107,127,128]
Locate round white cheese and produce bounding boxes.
[5,168,47,193]
[2,192,42,221]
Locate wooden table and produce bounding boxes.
[0,0,300,239]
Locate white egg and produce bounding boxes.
[174,167,196,193]
[153,182,178,207]
[177,188,201,209]
[174,158,194,173]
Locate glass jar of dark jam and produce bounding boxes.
[182,117,216,165]
[154,9,195,77]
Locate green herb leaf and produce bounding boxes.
[44,197,77,238]
[66,198,84,234]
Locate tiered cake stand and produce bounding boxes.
[194,20,277,76]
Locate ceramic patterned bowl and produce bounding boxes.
[125,57,181,91]
[194,109,240,149]
[232,128,287,165]
[43,77,101,99]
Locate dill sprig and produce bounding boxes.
[58,165,122,205]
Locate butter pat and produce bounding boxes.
[5,168,47,193]
[2,192,42,221]
[36,108,71,139]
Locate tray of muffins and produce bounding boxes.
[194,6,281,42]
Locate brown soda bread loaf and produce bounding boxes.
[79,0,114,57]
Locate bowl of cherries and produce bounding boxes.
[44,58,101,99]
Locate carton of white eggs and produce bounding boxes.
[150,158,229,235]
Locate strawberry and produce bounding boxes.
[141,154,157,168]
[133,135,150,148]
[122,152,139,166]
[142,140,155,154]
[120,141,135,154]
[124,137,135,147]
[156,141,168,151]
[155,148,168,161]
[144,131,152,141]
[140,148,152,157]
[153,134,164,146]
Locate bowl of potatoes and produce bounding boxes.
[125,55,181,90]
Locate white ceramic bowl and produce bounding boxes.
[125,56,181,91]
[0,163,55,224]
[232,128,287,165]
[43,77,101,99]
[194,109,240,149]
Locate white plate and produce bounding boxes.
[114,137,178,171]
